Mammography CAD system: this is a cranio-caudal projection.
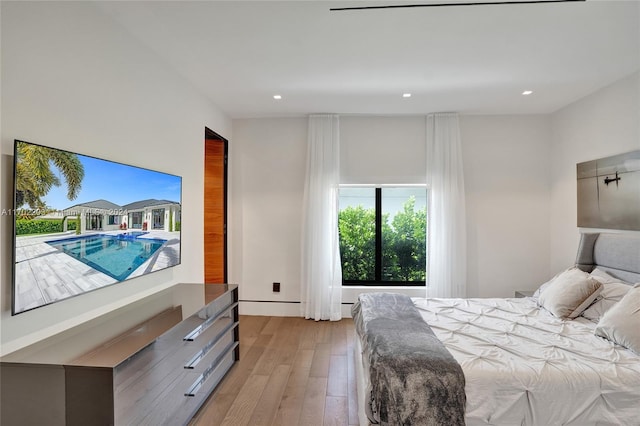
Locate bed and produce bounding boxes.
[353,232,640,426]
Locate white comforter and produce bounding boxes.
[412,297,640,426]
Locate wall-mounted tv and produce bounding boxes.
[12,139,182,315]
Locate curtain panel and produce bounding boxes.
[301,114,343,321]
[426,112,467,298]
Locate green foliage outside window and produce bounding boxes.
[339,196,426,283]
[383,197,426,282]
[338,205,377,281]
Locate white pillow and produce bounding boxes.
[590,268,629,284]
[594,284,640,355]
[581,268,632,323]
[538,268,603,319]
[533,268,569,300]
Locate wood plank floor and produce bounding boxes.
[190,316,358,426]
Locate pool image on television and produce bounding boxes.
[12,140,182,315]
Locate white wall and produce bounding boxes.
[231,114,553,315]
[549,71,640,273]
[0,2,231,355]
[341,116,426,184]
[229,117,307,315]
[461,115,552,296]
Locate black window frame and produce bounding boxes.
[340,186,427,287]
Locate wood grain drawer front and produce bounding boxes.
[185,329,238,393]
[183,301,238,342]
[118,324,238,425]
[134,349,237,426]
[192,292,235,329]
[114,329,196,394]
[113,301,237,388]
[184,308,238,370]
[115,289,239,425]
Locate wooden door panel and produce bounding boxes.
[204,137,226,283]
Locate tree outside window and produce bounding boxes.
[338,187,427,285]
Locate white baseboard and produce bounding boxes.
[342,286,425,303]
[239,300,356,318]
[239,301,301,316]
[342,304,354,318]
[239,287,425,319]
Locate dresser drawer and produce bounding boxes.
[126,333,238,426]
[114,285,239,425]
[1,284,239,426]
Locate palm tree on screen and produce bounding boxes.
[15,141,84,211]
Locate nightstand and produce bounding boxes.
[515,290,535,298]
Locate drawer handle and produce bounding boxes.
[183,301,238,341]
[184,321,238,369]
[184,341,239,397]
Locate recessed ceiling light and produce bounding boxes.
[522,90,533,96]
[273,95,282,100]
[402,93,412,98]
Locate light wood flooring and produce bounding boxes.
[190,316,359,426]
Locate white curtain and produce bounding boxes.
[301,114,343,321]
[425,112,467,298]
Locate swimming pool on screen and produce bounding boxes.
[46,233,167,281]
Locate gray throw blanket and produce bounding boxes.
[352,293,466,426]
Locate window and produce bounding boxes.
[130,211,143,229]
[108,215,120,225]
[152,208,165,229]
[338,186,427,285]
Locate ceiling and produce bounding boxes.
[97,1,640,118]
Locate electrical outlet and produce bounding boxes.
[273,282,281,292]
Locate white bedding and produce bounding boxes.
[405,297,640,425]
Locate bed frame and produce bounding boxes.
[354,231,640,426]
[575,232,640,283]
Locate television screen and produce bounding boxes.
[12,139,182,315]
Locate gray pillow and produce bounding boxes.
[595,284,640,355]
[538,268,603,319]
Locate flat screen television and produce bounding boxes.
[12,139,182,315]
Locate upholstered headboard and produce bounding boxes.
[575,232,640,284]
